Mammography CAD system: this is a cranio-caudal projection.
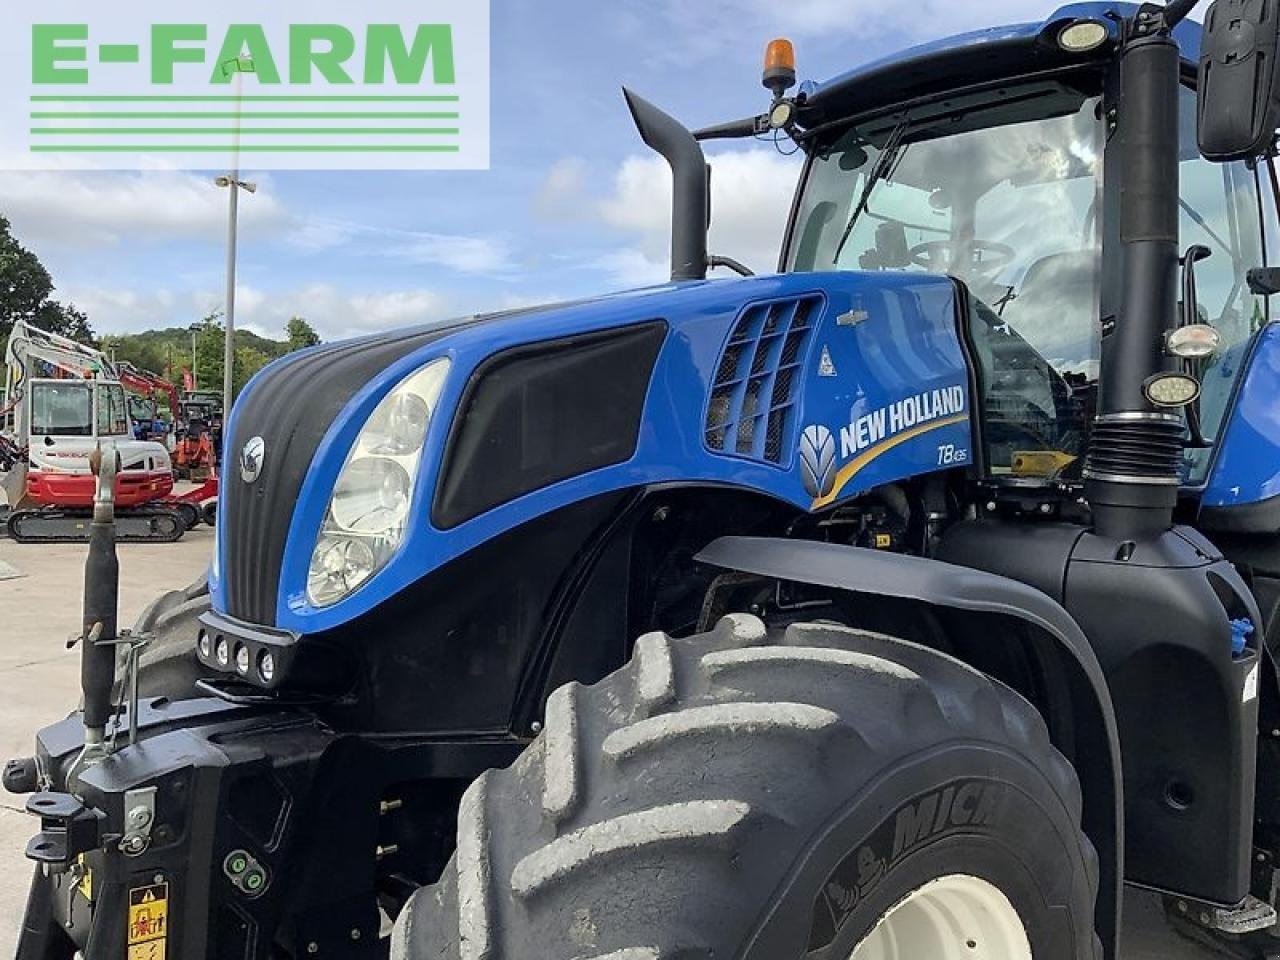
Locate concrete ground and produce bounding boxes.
[0,521,212,956]
[0,516,1223,958]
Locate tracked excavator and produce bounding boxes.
[1,320,185,542]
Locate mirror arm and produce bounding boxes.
[1178,244,1211,327]
[707,255,755,277]
[1162,0,1200,28]
[1178,243,1214,448]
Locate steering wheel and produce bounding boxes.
[909,240,1016,275]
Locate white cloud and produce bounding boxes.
[536,157,589,219]
[58,283,451,342]
[588,148,801,284]
[278,216,513,275]
[380,230,513,274]
[59,287,184,333]
[0,168,513,279]
[0,170,288,250]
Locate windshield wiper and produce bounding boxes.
[832,117,910,265]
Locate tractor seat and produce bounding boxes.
[1001,250,1098,367]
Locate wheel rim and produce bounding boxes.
[849,874,1032,960]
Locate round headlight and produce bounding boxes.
[1145,373,1201,407]
[330,458,411,534]
[234,644,250,675]
[363,392,431,456]
[197,630,211,660]
[1167,324,1221,360]
[215,636,230,668]
[1058,20,1109,53]
[258,650,276,684]
[307,535,377,606]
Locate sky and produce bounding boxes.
[0,0,1069,343]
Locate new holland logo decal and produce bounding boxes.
[801,385,968,508]
[799,425,837,498]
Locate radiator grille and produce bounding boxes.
[704,295,821,464]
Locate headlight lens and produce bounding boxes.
[330,458,412,534]
[306,359,449,607]
[363,392,432,456]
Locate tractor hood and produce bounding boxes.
[213,272,974,633]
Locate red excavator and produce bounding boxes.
[119,364,220,528]
[1,321,187,542]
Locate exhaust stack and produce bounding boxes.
[622,88,709,282]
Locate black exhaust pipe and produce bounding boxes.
[622,88,709,282]
[1083,14,1185,540]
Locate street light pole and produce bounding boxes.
[214,54,256,418]
[222,176,239,418]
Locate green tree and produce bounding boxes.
[190,313,278,399]
[0,215,95,344]
[286,315,321,351]
[193,312,228,395]
[234,344,271,393]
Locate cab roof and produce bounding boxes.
[797,2,1202,130]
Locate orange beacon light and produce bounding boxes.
[763,38,796,98]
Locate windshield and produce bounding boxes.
[791,89,1102,375]
[129,395,155,421]
[788,82,1265,482]
[790,89,1102,474]
[30,382,92,437]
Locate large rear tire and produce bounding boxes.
[393,614,1101,959]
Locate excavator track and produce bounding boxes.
[5,506,185,544]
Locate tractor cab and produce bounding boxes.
[781,6,1268,490]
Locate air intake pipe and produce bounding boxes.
[1083,10,1186,540]
[623,88,709,282]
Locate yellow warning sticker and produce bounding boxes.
[75,855,92,903]
[127,882,168,958]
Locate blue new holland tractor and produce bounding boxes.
[8,1,1280,957]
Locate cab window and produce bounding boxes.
[96,383,130,437]
[30,382,92,437]
[1176,88,1266,484]
[789,86,1102,474]
[788,81,1265,483]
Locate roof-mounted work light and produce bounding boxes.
[1057,19,1110,53]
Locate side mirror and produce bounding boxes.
[1197,0,1280,161]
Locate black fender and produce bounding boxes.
[696,535,1124,960]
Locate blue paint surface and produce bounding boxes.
[209,272,973,632]
[1203,323,1280,509]
[211,3,1226,633]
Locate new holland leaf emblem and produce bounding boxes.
[799,425,837,498]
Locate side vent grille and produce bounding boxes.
[704,295,822,464]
